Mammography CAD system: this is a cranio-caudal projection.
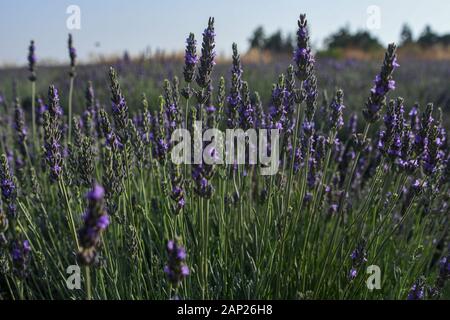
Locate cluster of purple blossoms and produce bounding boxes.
[11,238,31,278]
[363,43,399,123]
[195,17,216,91]
[183,33,198,84]
[422,124,440,175]
[293,14,315,81]
[268,75,287,131]
[0,154,17,219]
[170,183,185,212]
[329,89,345,130]
[163,78,182,139]
[151,98,169,162]
[28,40,36,81]
[99,108,123,151]
[254,92,266,130]
[68,34,76,77]
[14,98,28,158]
[164,80,185,213]
[302,74,318,136]
[36,96,48,126]
[43,86,63,182]
[77,184,110,265]
[407,278,425,300]
[409,104,420,133]
[282,65,297,153]
[428,252,450,297]
[192,163,214,198]
[239,82,255,130]
[164,239,189,287]
[348,242,368,280]
[414,103,434,155]
[226,43,243,129]
[379,98,405,160]
[109,67,129,142]
[82,81,96,138]
[349,113,358,134]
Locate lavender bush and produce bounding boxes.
[0,14,448,300]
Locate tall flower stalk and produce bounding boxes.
[77,183,110,299]
[28,40,37,151]
[67,34,77,144]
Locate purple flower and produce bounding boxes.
[363,43,398,123]
[11,239,31,278]
[348,242,367,280]
[294,14,315,81]
[87,184,105,201]
[329,89,345,130]
[348,268,358,280]
[183,33,198,83]
[407,279,425,300]
[68,34,76,74]
[165,239,189,287]
[43,86,63,183]
[349,113,358,134]
[195,17,216,89]
[77,183,109,265]
[109,67,129,142]
[28,40,37,81]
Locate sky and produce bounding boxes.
[1,0,450,65]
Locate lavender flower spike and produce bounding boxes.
[0,154,18,219]
[43,85,63,182]
[407,278,425,300]
[348,242,367,280]
[77,183,110,265]
[164,238,189,287]
[28,40,36,81]
[195,17,216,90]
[294,14,315,81]
[11,238,31,278]
[109,67,129,142]
[183,33,198,84]
[363,43,399,123]
[68,33,77,77]
[329,89,345,130]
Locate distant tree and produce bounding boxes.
[417,25,439,47]
[439,34,450,46]
[283,33,294,53]
[123,50,131,64]
[324,26,382,51]
[249,26,266,49]
[248,27,294,53]
[264,31,284,52]
[400,24,414,46]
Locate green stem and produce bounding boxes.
[31,81,37,153]
[85,266,92,300]
[68,76,74,145]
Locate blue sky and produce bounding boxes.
[1,0,450,65]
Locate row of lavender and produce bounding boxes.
[0,14,449,299]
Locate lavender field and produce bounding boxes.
[0,13,449,300]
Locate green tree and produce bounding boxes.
[325,26,382,51]
[417,25,439,47]
[249,26,266,49]
[400,24,414,46]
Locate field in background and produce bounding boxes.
[1,54,450,129]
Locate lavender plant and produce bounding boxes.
[0,13,448,302]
